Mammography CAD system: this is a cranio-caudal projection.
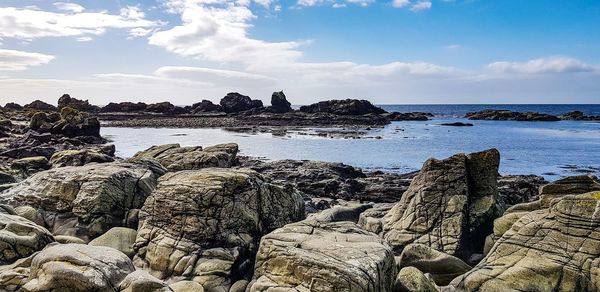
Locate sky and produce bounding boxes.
[0,0,599,105]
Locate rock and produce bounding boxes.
[0,252,36,291]
[440,122,473,127]
[394,267,439,292]
[29,112,48,129]
[251,220,396,291]
[10,156,51,177]
[133,168,304,287]
[89,227,138,258]
[22,243,135,291]
[497,174,547,207]
[269,91,292,113]
[57,94,99,112]
[299,99,386,115]
[559,111,600,121]
[0,208,54,264]
[539,175,600,205]
[119,270,171,292]
[170,281,205,292]
[229,279,248,292]
[50,148,114,167]
[54,235,86,244]
[307,202,372,223]
[0,161,166,240]
[147,102,188,115]
[102,102,148,112]
[132,143,238,171]
[396,244,471,286]
[452,192,600,291]
[358,203,395,234]
[13,205,45,227]
[0,170,16,184]
[465,109,560,121]
[220,92,263,113]
[192,100,223,113]
[380,149,501,260]
[4,102,23,111]
[24,100,57,112]
[385,112,432,121]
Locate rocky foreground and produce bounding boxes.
[1,103,600,291]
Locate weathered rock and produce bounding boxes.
[54,235,86,244]
[559,111,600,121]
[24,100,57,112]
[147,102,187,115]
[13,205,44,227]
[394,267,439,292]
[270,91,292,113]
[0,170,16,184]
[0,252,36,291]
[89,227,138,258]
[358,203,396,234]
[539,175,600,205]
[57,94,99,112]
[497,174,547,207]
[102,102,148,113]
[452,192,600,291]
[132,143,238,171]
[440,122,473,127]
[169,281,205,292]
[22,243,135,291]
[220,93,263,113]
[133,168,304,288]
[50,148,114,167]
[385,112,432,121]
[119,270,172,292]
[0,161,166,241]
[251,220,396,291]
[307,202,372,223]
[380,149,501,260]
[230,279,248,292]
[4,103,23,111]
[10,156,51,177]
[396,244,471,286]
[0,207,54,265]
[299,99,386,115]
[192,100,223,113]
[465,109,560,121]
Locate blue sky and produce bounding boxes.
[0,0,598,105]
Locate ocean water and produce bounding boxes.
[103,104,600,180]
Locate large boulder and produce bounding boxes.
[4,103,23,111]
[394,267,439,292]
[89,227,138,258]
[119,270,171,292]
[146,102,187,115]
[10,156,51,177]
[396,244,471,286]
[133,168,304,290]
[191,100,223,113]
[452,192,600,291]
[132,143,238,171]
[29,107,101,137]
[538,175,600,205]
[250,220,396,291]
[0,161,166,241]
[299,99,386,115]
[497,174,547,207]
[57,94,99,112]
[102,102,148,113]
[24,100,57,112]
[22,243,135,291]
[378,149,501,260]
[270,91,292,113]
[220,92,263,113]
[0,206,54,265]
[49,148,114,167]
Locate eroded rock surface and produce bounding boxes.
[251,220,396,291]
[0,206,54,265]
[133,143,238,171]
[0,161,166,241]
[133,168,304,290]
[396,244,471,286]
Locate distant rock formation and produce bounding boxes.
[465,109,560,121]
[269,91,292,113]
[220,92,264,113]
[191,99,223,113]
[101,102,148,112]
[57,94,99,112]
[24,100,57,112]
[300,99,386,115]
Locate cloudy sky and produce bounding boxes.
[0,0,599,105]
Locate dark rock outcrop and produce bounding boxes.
[191,100,223,113]
[466,109,560,121]
[269,91,292,113]
[57,94,99,112]
[497,174,547,207]
[299,99,386,115]
[220,92,264,113]
[146,102,188,115]
[440,122,474,127]
[3,103,23,111]
[29,107,101,138]
[24,100,57,112]
[132,143,238,171]
[559,110,600,121]
[101,102,148,113]
[385,112,432,121]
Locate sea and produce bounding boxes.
[102,104,600,180]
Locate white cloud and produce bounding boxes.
[487,56,597,74]
[76,36,93,42]
[410,0,431,11]
[392,0,410,8]
[155,66,275,85]
[0,49,55,71]
[0,6,161,40]
[53,2,85,13]
[444,44,461,50]
[297,0,373,7]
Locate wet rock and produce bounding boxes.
[0,207,54,265]
[269,91,292,113]
[559,110,600,121]
[497,174,547,207]
[466,109,560,121]
[50,148,114,167]
[89,227,138,258]
[24,100,57,112]
[220,92,263,113]
[22,243,135,291]
[452,192,600,291]
[57,94,99,112]
[0,161,166,241]
[380,149,501,260]
[385,112,432,121]
[440,122,473,127]
[251,220,396,291]
[299,99,386,115]
[133,168,304,288]
[102,102,148,113]
[132,143,238,171]
[192,100,223,113]
[396,244,471,286]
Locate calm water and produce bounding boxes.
[103,105,600,180]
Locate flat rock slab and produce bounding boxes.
[251,220,396,292]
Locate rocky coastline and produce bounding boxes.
[0,100,599,291]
